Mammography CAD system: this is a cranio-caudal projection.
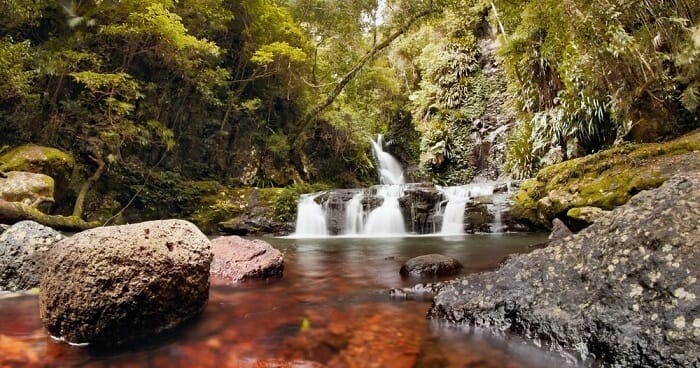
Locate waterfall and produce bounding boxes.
[364,185,406,236]
[435,183,498,235]
[438,186,469,235]
[370,135,405,185]
[293,194,328,237]
[344,192,365,235]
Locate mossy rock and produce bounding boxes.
[511,129,700,228]
[0,145,75,207]
[0,145,74,180]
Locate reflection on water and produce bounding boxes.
[0,234,584,367]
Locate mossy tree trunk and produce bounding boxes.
[72,156,106,219]
[0,200,100,231]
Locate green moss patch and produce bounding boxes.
[511,130,700,228]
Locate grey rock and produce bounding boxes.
[39,219,212,346]
[567,206,610,226]
[429,174,700,367]
[400,254,463,278]
[548,218,573,240]
[0,220,64,291]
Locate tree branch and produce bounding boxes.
[290,8,440,146]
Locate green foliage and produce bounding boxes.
[0,38,36,102]
[496,0,699,167]
[505,120,539,179]
[251,41,307,65]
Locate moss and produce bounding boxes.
[511,129,700,228]
[0,145,74,174]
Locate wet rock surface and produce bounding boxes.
[39,219,212,346]
[210,236,284,284]
[0,220,64,291]
[400,254,463,278]
[429,174,700,367]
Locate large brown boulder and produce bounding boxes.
[39,220,212,346]
[0,221,64,291]
[210,236,284,284]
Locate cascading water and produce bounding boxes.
[344,193,365,235]
[438,186,470,235]
[289,133,514,237]
[370,135,405,185]
[435,183,504,234]
[363,185,406,236]
[292,194,328,237]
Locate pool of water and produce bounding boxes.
[0,234,584,367]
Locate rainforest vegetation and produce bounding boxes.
[0,0,698,225]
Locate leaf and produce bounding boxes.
[300,317,311,332]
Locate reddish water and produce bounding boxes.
[0,234,583,367]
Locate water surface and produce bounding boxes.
[0,234,584,367]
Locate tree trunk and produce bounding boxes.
[72,156,106,218]
[0,200,100,231]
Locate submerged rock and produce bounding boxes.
[400,254,463,278]
[0,220,64,291]
[210,236,284,284]
[429,174,700,367]
[40,219,212,346]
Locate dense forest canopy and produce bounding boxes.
[0,0,698,220]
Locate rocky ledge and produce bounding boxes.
[429,173,699,367]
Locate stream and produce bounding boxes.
[0,234,583,367]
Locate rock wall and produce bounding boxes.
[429,173,700,367]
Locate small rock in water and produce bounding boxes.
[400,254,463,278]
[210,236,284,284]
[39,219,211,347]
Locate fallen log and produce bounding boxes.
[0,199,100,231]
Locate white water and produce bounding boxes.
[436,183,498,235]
[363,185,406,236]
[293,194,328,237]
[370,135,405,185]
[344,192,365,235]
[438,186,469,235]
